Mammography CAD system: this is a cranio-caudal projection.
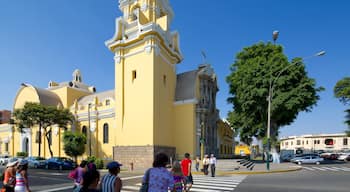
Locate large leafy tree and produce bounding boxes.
[63,131,86,162]
[334,77,350,136]
[12,102,74,157]
[226,42,323,144]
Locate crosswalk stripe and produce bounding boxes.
[194,179,242,184]
[302,166,350,172]
[121,175,246,192]
[321,167,339,171]
[311,167,327,171]
[302,167,315,170]
[331,167,347,171]
[122,186,141,190]
[193,181,237,187]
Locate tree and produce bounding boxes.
[12,102,74,157]
[63,131,86,162]
[334,77,350,136]
[226,42,323,143]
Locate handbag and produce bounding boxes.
[139,168,151,192]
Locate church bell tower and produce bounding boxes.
[106,0,183,167]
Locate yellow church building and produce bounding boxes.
[2,0,234,169]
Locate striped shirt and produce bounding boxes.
[15,172,25,186]
[101,173,118,192]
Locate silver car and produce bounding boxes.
[292,155,324,165]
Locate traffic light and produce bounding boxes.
[325,139,334,145]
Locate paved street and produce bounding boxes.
[1,160,350,192]
[236,164,350,192]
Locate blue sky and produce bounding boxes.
[0,0,349,137]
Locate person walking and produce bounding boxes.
[2,159,18,192]
[195,156,200,172]
[141,153,173,192]
[69,160,87,189]
[171,161,184,192]
[14,160,31,192]
[209,154,217,177]
[78,169,100,192]
[181,153,193,192]
[100,161,123,192]
[202,154,209,175]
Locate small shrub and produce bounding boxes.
[86,156,96,163]
[95,158,104,169]
[16,152,28,157]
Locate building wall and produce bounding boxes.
[280,134,350,153]
[114,42,155,146]
[217,119,234,158]
[51,87,91,108]
[174,103,196,158]
[0,124,13,155]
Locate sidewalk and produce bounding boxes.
[116,159,302,176]
[192,159,302,175]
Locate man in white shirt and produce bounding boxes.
[209,154,217,177]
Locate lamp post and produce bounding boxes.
[266,32,325,170]
[88,103,92,157]
[200,121,205,161]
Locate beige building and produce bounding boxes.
[217,119,234,158]
[280,133,350,153]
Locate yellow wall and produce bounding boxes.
[115,43,154,146]
[51,87,91,108]
[174,104,196,157]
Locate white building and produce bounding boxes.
[280,133,350,153]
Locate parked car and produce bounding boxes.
[26,156,46,168]
[45,157,76,170]
[292,155,324,165]
[337,153,350,161]
[0,155,11,165]
[320,152,338,160]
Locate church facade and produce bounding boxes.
[2,0,233,169]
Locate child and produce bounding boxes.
[171,161,184,192]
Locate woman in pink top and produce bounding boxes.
[14,160,31,192]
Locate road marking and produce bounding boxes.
[37,185,73,192]
[302,167,315,171]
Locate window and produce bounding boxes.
[35,131,41,143]
[105,99,110,106]
[285,142,288,146]
[291,141,293,145]
[132,70,137,81]
[82,126,87,144]
[103,123,109,144]
[306,140,308,145]
[5,143,8,152]
[163,75,167,85]
[344,138,348,145]
[297,140,301,145]
[325,139,334,145]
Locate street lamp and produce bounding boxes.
[88,103,92,157]
[266,32,325,170]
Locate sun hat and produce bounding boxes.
[6,159,18,167]
[107,161,122,169]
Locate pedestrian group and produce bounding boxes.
[2,152,217,192]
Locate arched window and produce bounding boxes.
[82,126,87,144]
[103,123,109,144]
